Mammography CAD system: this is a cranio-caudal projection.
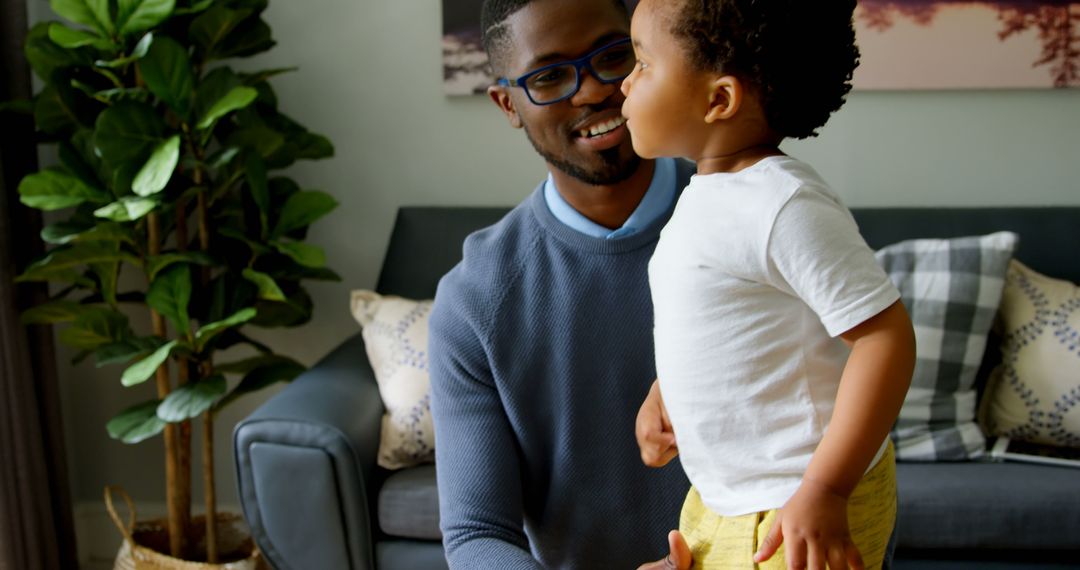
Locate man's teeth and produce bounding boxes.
[579,117,627,138]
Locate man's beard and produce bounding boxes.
[523,125,641,186]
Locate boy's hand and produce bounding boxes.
[636,530,692,570]
[635,379,678,467]
[754,479,864,570]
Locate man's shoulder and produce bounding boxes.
[435,193,543,307]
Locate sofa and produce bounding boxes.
[234,206,1080,570]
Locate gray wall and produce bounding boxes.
[25,0,1080,507]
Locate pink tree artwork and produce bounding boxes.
[856,1,1079,89]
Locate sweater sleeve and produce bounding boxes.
[428,278,543,570]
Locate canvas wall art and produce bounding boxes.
[441,1,1078,94]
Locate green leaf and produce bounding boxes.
[241,268,284,301]
[93,100,165,167]
[117,0,175,36]
[50,0,114,36]
[225,127,283,162]
[194,307,256,352]
[218,227,271,254]
[58,307,129,350]
[216,358,304,409]
[146,252,214,281]
[20,300,87,325]
[94,336,163,367]
[251,286,311,328]
[90,258,121,305]
[272,240,325,268]
[174,0,212,15]
[25,23,91,81]
[215,17,273,59]
[42,220,135,245]
[294,132,334,160]
[146,264,191,334]
[272,190,337,238]
[61,130,108,189]
[0,99,33,115]
[107,400,167,443]
[120,339,176,386]
[196,86,257,130]
[206,146,240,169]
[19,243,139,282]
[156,375,225,421]
[239,67,297,85]
[34,84,83,135]
[131,135,180,196]
[19,168,109,211]
[137,36,193,118]
[48,23,113,50]
[189,4,251,59]
[244,152,269,235]
[95,32,153,68]
[93,196,158,221]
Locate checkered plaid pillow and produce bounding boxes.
[875,231,1018,461]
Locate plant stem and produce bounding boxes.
[192,163,219,563]
[148,212,189,559]
[202,410,217,563]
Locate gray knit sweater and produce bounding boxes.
[430,162,694,569]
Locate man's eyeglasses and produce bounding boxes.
[497,38,636,106]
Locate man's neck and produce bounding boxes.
[547,159,657,230]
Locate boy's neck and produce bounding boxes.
[695,141,784,175]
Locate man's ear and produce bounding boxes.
[488,85,523,129]
[704,75,742,124]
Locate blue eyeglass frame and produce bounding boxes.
[496,37,634,106]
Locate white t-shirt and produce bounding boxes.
[649,156,899,516]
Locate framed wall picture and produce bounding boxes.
[856,1,1079,89]
[441,1,1078,95]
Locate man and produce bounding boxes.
[428,0,693,567]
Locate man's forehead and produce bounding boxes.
[503,0,630,71]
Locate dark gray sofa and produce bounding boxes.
[234,206,1080,570]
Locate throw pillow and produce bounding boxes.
[980,260,1080,448]
[350,290,435,469]
[875,231,1018,461]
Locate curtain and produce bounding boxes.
[0,0,78,566]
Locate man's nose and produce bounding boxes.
[571,68,618,106]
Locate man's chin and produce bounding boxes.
[550,152,642,187]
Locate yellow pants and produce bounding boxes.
[680,443,896,570]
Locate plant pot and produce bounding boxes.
[106,487,265,570]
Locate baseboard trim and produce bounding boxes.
[75,500,242,568]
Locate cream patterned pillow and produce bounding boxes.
[350,290,435,469]
[980,261,1080,448]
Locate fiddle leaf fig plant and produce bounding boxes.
[13,0,337,561]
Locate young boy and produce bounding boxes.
[620,1,916,569]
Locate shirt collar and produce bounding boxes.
[543,157,677,239]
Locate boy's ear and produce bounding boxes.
[488,86,524,129]
[704,75,742,124]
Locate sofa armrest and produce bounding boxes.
[234,332,382,570]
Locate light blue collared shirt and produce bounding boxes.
[543,157,677,239]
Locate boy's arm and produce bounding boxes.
[755,300,915,568]
[429,295,543,570]
[808,299,915,497]
[636,379,679,467]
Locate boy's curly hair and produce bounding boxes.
[669,0,859,139]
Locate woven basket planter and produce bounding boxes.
[107,487,264,570]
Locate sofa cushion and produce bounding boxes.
[876,232,1017,461]
[896,462,1080,550]
[351,290,436,469]
[378,464,441,540]
[981,260,1080,448]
